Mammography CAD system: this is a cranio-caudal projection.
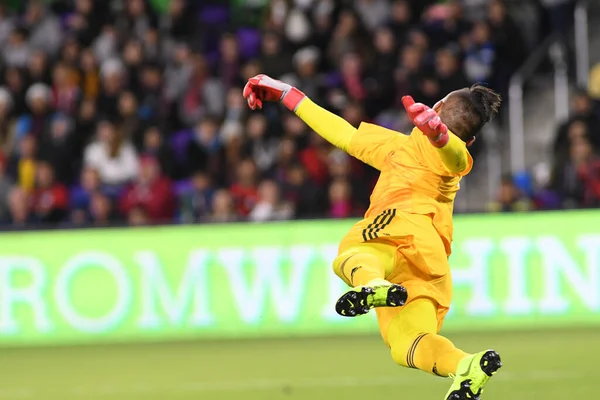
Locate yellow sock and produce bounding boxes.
[333,243,396,287]
[387,298,470,377]
[342,252,385,286]
[410,333,469,376]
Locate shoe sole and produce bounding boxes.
[446,350,502,400]
[335,284,408,317]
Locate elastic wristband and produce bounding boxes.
[281,87,306,112]
[429,132,449,148]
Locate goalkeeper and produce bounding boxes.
[243,75,502,400]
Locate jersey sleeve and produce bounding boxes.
[430,139,473,177]
[415,130,473,177]
[348,122,407,170]
[435,133,473,176]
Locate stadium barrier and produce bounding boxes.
[0,210,599,347]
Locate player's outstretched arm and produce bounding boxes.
[402,96,469,174]
[243,74,356,152]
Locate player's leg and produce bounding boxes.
[332,243,408,317]
[380,299,502,399]
[383,298,469,376]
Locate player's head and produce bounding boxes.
[434,84,501,145]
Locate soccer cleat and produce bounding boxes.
[335,279,408,317]
[444,350,502,400]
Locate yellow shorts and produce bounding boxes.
[334,211,452,337]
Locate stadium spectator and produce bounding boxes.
[141,126,175,178]
[162,0,195,42]
[291,47,321,102]
[327,9,372,69]
[436,47,470,97]
[7,135,38,193]
[89,192,116,226]
[355,0,392,32]
[422,1,470,50]
[245,113,278,175]
[3,28,30,68]
[0,155,10,221]
[51,63,81,115]
[0,4,14,50]
[70,166,103,212]
[74,99,98,154]
[119,91,145,147]
[31,161,68,223]
[5,67,27,117]
[186,116,224,178]
[549,136,597,209]
[210,189,237,223]
[27,51,51,87]
[119,155,175,223]
[0,87,15,155]
[573,139,600,207]
[261,31,293,80]
[464,21,496,83]
[66,0,104,47]
[38,113,77,184]
[329,178,354,218]
[127,206,150,226]
[487,0,526,98]
[230,159,259,217]
[83,119,139,187]
[249,179,293,222]
[79,49,100,100]
[488,174,533,212]
[23,0,62,56]
[97,58,126,118]
[19,83,53,140]
[282,163,324,219]
[179,171,215,223]
[540,0,574,34]
[553,90,600,157]
[7,187,34,226]
[117,0,158,42]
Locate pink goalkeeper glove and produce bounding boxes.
[243,74,306,112]
[402,95,449,147]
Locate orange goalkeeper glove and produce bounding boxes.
[243,74,306,112]
[402,95,449,148]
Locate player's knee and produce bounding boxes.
[331,255,349,284]
[332,251,361,285]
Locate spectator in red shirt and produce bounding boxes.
[120,155,175,223]
[299,133,330,187]
[32,161,69,223]
[229,158,259,216]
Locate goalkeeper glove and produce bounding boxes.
[402,95,449,148]
[243,74,306,112]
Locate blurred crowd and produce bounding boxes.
[0,0,583,228]
[490,88,600,212]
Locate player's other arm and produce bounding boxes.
[243,74,356,152]
[402,96,468,174]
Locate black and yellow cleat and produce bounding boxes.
[335,279,408,317]
[445,350,502,400]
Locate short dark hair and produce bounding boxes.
[440,84,501,141]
